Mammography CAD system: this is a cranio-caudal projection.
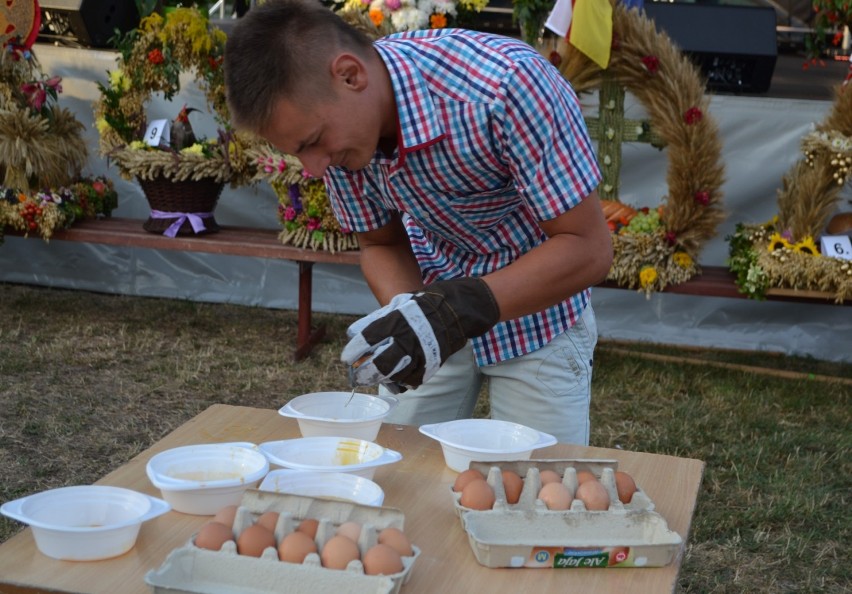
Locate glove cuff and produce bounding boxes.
[426,277,500,341]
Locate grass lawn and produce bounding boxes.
[0,283,849,592]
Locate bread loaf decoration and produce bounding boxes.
[826,212,852,235]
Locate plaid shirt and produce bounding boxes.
[324,29,601,366]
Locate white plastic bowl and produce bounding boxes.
[0,485,170,561]
[278,391,399,441]
[419,419,558,472]
[258,437,402,480]
[258,469,385,507]
[146,442,269,515]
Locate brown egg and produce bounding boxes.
[576,470,597,484]
[576,479,611,511]
[538,482,573,510]
[614,471,637,504]
[539,469,562,485]
[278,530,318,563]
[501,470,523,504]
[453,468,485,492]
[297,518,319,539]
[336,521,362,543]
[321,534,361,569]
[256,511,280,532]
[194,521,234,551]
[236,523,276,557]
[212,504,238,528]
[377,527,413,557]
[363,543,404,576]
[459,478,495,510]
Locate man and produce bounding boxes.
[224,0,613,444]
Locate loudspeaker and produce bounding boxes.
[643,2,778,94]
[40,0,139,48]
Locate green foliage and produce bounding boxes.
[727,222,770,300]
[512,0,556,45]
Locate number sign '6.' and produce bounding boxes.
[820,235,852,261]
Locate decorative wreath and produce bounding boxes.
[248,143,359,252]
[557,4,726,295]
[727,85,852,303]
[93,7,254,186]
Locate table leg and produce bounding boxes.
[294,260,326,361]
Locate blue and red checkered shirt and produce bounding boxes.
[324,29,601,366]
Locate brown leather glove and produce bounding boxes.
[341,278,500,393]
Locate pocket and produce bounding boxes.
[534,321,595,396]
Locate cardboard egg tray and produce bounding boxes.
[145,490,420,594]
[452,460,682,569]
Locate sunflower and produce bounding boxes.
[767,232,792,252]
[673,251,693,268]
[639,265,658,289]
[793,236,820,256]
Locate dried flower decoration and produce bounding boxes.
[640,55,659,74]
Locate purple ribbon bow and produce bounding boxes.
[149,210,213,238]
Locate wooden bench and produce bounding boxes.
[36,217,361,361]
[10,217,846,359]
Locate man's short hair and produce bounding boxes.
[224,0,373,134]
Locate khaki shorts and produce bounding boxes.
[382,305,597,445]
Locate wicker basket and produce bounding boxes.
[139,175,224,236]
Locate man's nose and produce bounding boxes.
[299,150,331,178]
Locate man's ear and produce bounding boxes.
[331,53,368,91]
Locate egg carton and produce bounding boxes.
[145,490,420,594]
[462,508,683,568]
[452,459,655,518]
[448,460,680,569]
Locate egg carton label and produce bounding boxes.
[529,546,631,568]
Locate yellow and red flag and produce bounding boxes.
[546,0,621,70]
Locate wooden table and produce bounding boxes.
[0,405,705,594]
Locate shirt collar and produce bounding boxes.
[375,39,445,155]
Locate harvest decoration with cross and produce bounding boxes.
[727,84,852,303]
[583,71,663,201]
[557,2,726,295]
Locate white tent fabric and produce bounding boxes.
[1,44,850,362]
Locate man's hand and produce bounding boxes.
[341,278,500,393]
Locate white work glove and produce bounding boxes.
[341,278,500,393]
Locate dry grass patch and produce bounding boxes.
[1,283,850,593]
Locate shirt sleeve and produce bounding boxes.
[493,54,602,221]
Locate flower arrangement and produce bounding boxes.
[805,0,852,63]
[1,177,119,242]
[248,144,359,252]
[727,84,852,303]
[93,7,254,186]
[558,4,725,296]
[330,0,490,33]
